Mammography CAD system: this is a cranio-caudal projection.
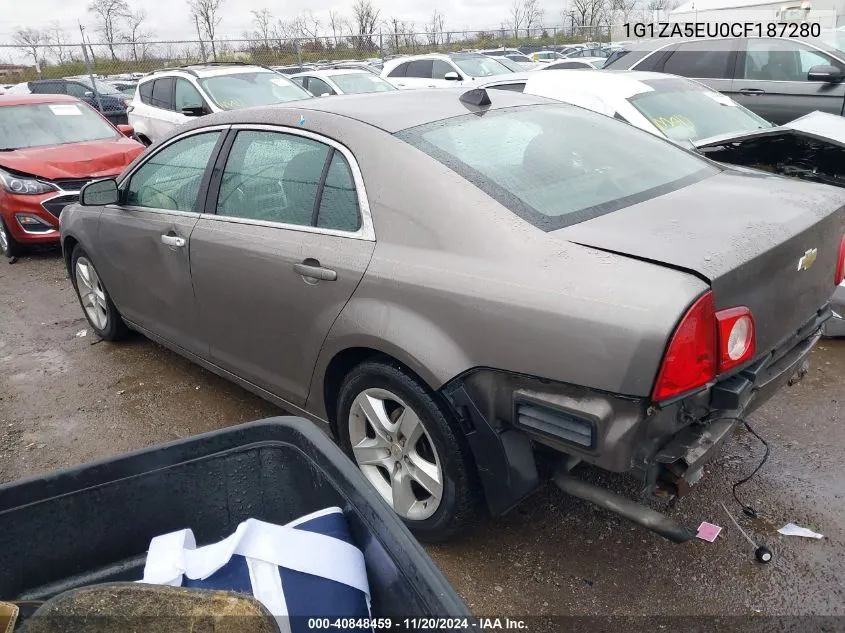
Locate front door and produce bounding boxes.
[189,127,375,406]
[96,129,224,356]
[733,38,845,124]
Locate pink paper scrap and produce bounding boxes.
[696,521,723,542]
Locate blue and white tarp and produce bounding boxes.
[141,507,372,633]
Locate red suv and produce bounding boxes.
[0,94,144,258]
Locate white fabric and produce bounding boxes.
[141,507,371,604]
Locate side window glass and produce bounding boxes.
[662,40,733,78]
[308,78,335,96]
[151,77,175,110]
[432,60,454,79]
[406,60,434,78]
[387,63,408,78]
[216,130,329,226]
[317,152,360,232]
[742,39,837,81]
[139,80,154,104]
[125,132,220,211]
[175,79,204,111]
[66,82,88,98]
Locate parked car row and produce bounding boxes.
[3,46,845,544]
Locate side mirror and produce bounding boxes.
[318,92,331,97]
[116,124,135,138]
[80,178,119,207]
[181,104,206,117]
[808,64,844,83]
[444,71,461,81]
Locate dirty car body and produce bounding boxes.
[59,89,845,539]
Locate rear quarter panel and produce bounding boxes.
[301,118,709,417]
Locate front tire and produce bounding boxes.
[71,246,128,341]
[0,218,23,259]
[337,358,481,542]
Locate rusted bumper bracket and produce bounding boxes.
[553,467,696,543]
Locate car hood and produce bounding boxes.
[0,138,143,180]
[693,110,845,149]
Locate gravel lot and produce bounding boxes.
[2,251,844,619]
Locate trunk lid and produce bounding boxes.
[555,169,845,356]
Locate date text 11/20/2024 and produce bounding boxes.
[306,618,528,630]
[623,21,822,38]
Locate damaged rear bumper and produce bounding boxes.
[821,282,845,337]
[442,306,828,539]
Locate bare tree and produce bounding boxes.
[88,0,128,60]
[122,8,149,61]
[13,27,44,75]
[523,0,544,34]
[328,10,346,47]
[570,0,606,30]
[351,0,380,47]
[508,0,524,37]
[189,0,224,60]
[194,14,207,61]
[45,22,74,65]
[252,8,273,48]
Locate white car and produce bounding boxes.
[381,53,512,89]
[543,58,607,70]
[128,63,311,144]
[290,69,396,96]
[531,51,567,64]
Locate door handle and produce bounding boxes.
[739,88,765,95]
[161,234,186,248]
[397,83,406,87]
[294,261,337,282]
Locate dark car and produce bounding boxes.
[9,78,130,125]
[603,36,845,124]
[60,89,845,542]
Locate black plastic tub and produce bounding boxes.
[0,417,473,627]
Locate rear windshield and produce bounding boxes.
[0,102,117,150]
[397,105,718,231]
[630,78,772,142]
[198,72,311,110]
[329,72,395,93]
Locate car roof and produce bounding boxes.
[0,93,81,107]
[477,72,537,86]
[382,52,488,69]
[293,69,376,78]
[524,69,696,100]
[140,64,275,81]
[194,88,552,134]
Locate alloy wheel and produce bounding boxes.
[348,388,444,521]
[74,256,109,331]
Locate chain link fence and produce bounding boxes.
[0,26,616,83]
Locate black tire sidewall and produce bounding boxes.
[337,359,480,542]
[0,218,22,258]
[70,246,126,340]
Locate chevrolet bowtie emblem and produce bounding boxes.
[797,248,818,271]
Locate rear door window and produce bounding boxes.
[397,105,718,231]
[406,60,434,78]
[660,39,735,78]
[307,77,335,96]
[151,77,175,110]
[138,80,154,104]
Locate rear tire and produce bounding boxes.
[71,246,128,341]
[337,358,481,542]
[0,218,23,259]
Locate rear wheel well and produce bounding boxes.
[323,347,384,436]
[63,236,79,278]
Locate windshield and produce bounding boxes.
[198,72,311,110]
[397,105,717,231]
[0,102,117,150]
[629,78,772,143]
[75,76,122,96]
[496,57,527,72]
[452,55,513,77]
[329,72,395,93]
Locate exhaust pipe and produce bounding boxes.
[553,471,696,544]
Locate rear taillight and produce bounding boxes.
[651,291,717,401]
[836,234,845,285]
[715,306,755,372]
[652,291,756,402]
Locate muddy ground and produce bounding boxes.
[1,251,844,620]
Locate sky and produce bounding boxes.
[0,0,560,46]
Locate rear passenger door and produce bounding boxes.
[733,38,845,123]
[189,127,375,406]
[653,38,738,98]
[397,60,436,89]
[147,77,187,140]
